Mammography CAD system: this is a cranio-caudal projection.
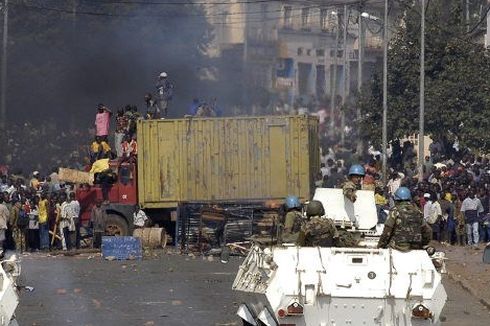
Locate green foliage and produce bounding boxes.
[359,0,490,151]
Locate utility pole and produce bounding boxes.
[465,0,470,32]
[382,0,388,185]
[330,9,340,138]
[487,0,490,48]
[418,0,426,182]
[341,5,349,145]
[72,0,77,30]
[242,2,249,112]
[0,0,8,130]
[356,5,363,156]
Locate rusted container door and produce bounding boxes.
[137,116,319,209]
[138,121,180,205]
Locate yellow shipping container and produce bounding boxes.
[137,115,319,208]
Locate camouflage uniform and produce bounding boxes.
[377,201,432,252]
[342,180,360,202]
[337,229,359,247]
[281,210,304,243]
[299,216,338,247]
[454,199,466,245]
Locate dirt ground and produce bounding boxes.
[440,242,490,309]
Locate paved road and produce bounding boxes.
[15,252,490,326]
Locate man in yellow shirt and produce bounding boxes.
[38,193,49,250]
[90,158,116,202]
[90,136,112,162]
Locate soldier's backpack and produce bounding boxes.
[17,209,29,229]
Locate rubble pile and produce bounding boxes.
[178,204,278,254]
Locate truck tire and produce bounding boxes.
[105,214,129,236]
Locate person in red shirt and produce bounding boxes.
[129,135,138,159]
[114,108,129,158]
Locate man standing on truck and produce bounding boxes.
[144,93,161,119]
[156,72,173,117]
[377,187,432,252]
[95,104,112,142]
[342,164,365,203]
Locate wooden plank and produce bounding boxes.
[58,168,94,185]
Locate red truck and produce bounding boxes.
[75,116,319,242]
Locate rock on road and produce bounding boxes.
[15,252,490,326]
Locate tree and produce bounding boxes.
[359,0,490,151]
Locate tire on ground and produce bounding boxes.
[105,214,129,236]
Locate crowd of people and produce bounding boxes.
[0,74,488,252]
[314,139,490,248]
[0,171,82,252]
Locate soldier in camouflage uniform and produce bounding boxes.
[298,200,338,247]
[453,196,466,246]
[342,164,365,203]
[378,187,432,252]
[281,196,304,244]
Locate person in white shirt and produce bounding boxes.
[68,193,81,249]
[60,194,76,251]
[423,192,442,241]
[460,190,484,246]
[133,205,148,228]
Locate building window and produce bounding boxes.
[301,7,310,28]
[261,4,268,20]
[316,49,325,57]
[330,49,341,58]
[284,6,292,28]
[297,47,304,55]
[306,49,311,56]
[320,8,328,31]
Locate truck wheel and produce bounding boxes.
[105,214,129,236]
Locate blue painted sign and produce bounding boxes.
[101,236,142,260]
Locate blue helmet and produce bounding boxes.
[394,187,411,201]
[285,195,301,209]
[348,164,365,176]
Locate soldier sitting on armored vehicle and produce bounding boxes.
[377,187,432,252]
[342,164,365,203]
[297,200,338,247]
[281,196,304,244]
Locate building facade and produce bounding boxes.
[205,1,387,108]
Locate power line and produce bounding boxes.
[394,0,488,48]
[13,0,387,24]
[14,1,321,21]
[80,0,276,5]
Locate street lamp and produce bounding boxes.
[360,1,389,185]
[360,12,380,21]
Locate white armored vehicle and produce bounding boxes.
[233,189,447,326]
[0,253,21,326]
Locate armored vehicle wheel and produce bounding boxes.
[105,214,129,236]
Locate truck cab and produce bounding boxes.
[76,160,138,236]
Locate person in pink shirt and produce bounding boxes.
[94,103,112,141]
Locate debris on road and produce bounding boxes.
[177,204,279,256]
